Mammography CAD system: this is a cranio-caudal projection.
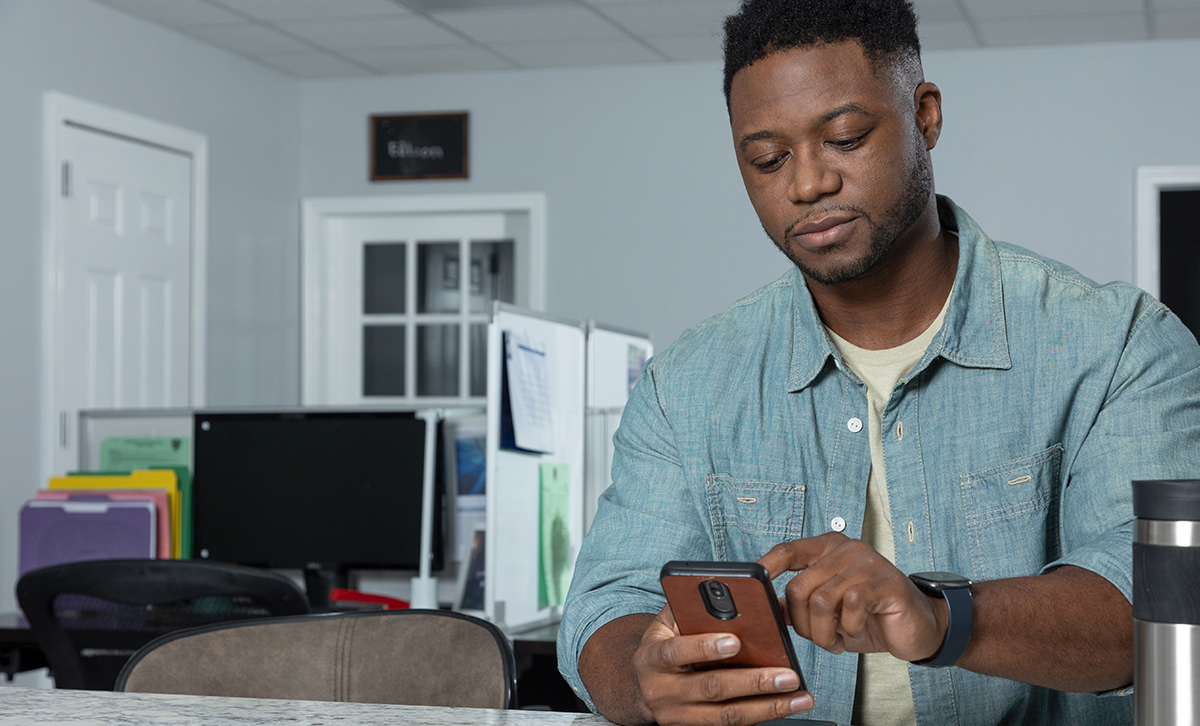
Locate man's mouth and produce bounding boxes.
[787,212,860,248]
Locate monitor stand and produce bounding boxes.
[303,564,349,611]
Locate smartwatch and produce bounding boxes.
[908,571,973,668]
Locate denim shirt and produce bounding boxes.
[558,197,1200,725]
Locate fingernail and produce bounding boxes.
[715,636,738,655]
[774,672,799,691]
[789,693,814,712]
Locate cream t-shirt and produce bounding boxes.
[825,296,949,726]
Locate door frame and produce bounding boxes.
[1135,165,1200,298]
[300,193,546,405]
[41,92,208,480]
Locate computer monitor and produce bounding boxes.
[191,410,442,586]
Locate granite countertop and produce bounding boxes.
[0,686,612,726]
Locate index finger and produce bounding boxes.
[757,533,847,578]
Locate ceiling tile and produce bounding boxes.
[492,37,663,68]
[919,20,982,50]
[962,0,1145,21]
[977,12,1149,46]
[208,0,411,21]
[911,0,967,24]
[591,0,737,37]
[93,0,246,27]
[186,22,316,56]
[254,51,378,78]
[278,16,463,49]
[1154,8,1200,37]
[432,5,627,43]
[1152,0,1200,8]
[347,45,515,74]
[643,33,724,62]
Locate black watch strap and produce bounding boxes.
[909,574,973,668]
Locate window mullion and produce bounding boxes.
[406,239,418,401]
[460,236,471,401]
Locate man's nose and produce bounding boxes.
[788,148,841,203]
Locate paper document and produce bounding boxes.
[538,462,571,609]
[100,437,190,471]
[505,333,555,453]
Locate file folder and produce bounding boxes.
[19,498,156,574]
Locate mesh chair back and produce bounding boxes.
[17,559,309,690]
[117,609,517,709]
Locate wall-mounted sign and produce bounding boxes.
[370,112,468,181]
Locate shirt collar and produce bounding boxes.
[787,195,1012,393]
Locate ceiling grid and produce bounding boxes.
[90,0,1200,78]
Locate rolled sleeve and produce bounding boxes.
[557,356,713,709]
[1044,301,1200,604]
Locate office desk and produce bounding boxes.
[0,686,611,725]
[0,613,46,677]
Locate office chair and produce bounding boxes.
[116,609,517,709]
[16,558,310,691]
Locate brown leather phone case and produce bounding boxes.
[660,561,803,685]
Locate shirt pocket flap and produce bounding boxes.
[961,444,1063,580]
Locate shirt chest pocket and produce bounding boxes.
[704,474,805,561]
[961,444,1063,581]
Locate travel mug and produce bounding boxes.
[1133,479,1200,725]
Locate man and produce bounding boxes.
[558,1,1200,725]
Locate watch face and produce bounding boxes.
[910,571,972,590]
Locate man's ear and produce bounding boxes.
[914,81,943,150]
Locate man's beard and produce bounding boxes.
[771,145,935,286]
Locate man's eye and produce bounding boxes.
[829,135,866,150]
[751,154,787,172]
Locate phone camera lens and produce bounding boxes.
[701,580,737,620]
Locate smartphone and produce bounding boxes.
[660,560,803,686]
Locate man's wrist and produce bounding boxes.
[579,614,658,724]
[908,572,974,667]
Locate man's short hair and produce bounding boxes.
[722,0,922,107]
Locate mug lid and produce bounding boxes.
[1134,480,1200,521]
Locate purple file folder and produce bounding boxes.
[19,498,156,575]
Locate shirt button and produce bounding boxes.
[847,417,863,433]
[830,516,846,532]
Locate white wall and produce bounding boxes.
[299,63,786,351]
[301,37,1200,351]
[926,39,1200,286]
[0,0,302,611]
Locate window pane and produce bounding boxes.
[417,242,460,314]
[363,325,405,396]
[469,240,515,313]
[417,324,459,396]
[469,323,487,397]
[363,243,406,314]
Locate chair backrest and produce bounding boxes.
[116,609,517,709]
[16,558,310,690]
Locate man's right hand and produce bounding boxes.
[579,608,814,726]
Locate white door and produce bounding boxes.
[321,213,515,405]
[53,125,193,474]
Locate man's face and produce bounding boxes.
[729,42,937,286]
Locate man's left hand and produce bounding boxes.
[757,532,946,662]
